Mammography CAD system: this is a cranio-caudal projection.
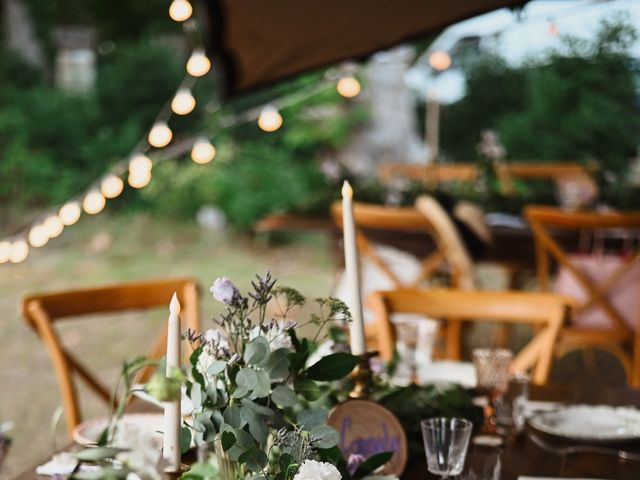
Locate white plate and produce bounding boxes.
[528,405,640,443]
[72,413,164,446]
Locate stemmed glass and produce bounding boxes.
[421,417,473,479]
[472,348,513,433]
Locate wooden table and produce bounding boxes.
[255,212,579,281]
[13,385,640,480]
[405,384,640,480]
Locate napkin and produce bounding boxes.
[36,452,78,476]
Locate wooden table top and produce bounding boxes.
[405,384,640,480]
[13,384,640,480]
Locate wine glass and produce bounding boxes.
[421,417,473,479]
[472,348,513,433]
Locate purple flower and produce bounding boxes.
[210,277,238,304]
[346,453,366,476]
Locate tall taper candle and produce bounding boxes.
[341,181,366,355]
[163,293,182,470]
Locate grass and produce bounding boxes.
[0,213,335,478]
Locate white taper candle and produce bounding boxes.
[341,181,366,355]
[163,292,182,470]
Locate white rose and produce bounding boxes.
[293,460,341,480]
[209,277,238,304]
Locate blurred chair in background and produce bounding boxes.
[526,205,640,386]
[368,288,572,385]
[22,277,200,436]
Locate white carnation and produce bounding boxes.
[249,320,295,351]
[293,460,341,480]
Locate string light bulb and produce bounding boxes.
[29,225,49,248]
[83,190,106,215]
[129,154,152,174]
[258,106,283,132]
[336,76,361,98]
[186,50,211,77]
[191,138,216,164]
[171,89,196,115]
[128,169,152,189]
[148,122,173,148]
[59,202,81,226]
[9,240,29,264]
[169,0,192,22]
[0,241,11,264]
[101,174,124,199]
[44,215,64,238]
[428,51,452,71]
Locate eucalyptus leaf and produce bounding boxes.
[271,385,297,407]
[244,336,270,365]
[74,447,127,461]
[207,360,227,376]
[223,405,242,428]
[310,425,339,449]
[266,349,290,379]
[239,447,269,473]
[191,383,203,410]
[241,398,274,417]
[206,383,218,404]
[250,370,271,399]
[248,416,269,444]
[240,403,258,426]
[294,379,321,401]
[236,368,258,390]
[228,428,254,461]
[181,426,192,454]
[298,408,328,429]
[306,352,359,381]
[221,431,236,451]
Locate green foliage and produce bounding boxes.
[440,16,640,194]
[0,38,186,215]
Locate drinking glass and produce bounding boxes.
[472,348,513,397]
[421,417,473,479]
[395,317,438,384]
[458,435,503,480]
[494,373,529,434]
[472,348,513,433]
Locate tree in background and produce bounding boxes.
[441,16,640,177]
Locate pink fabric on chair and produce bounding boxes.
[554,253,640,330]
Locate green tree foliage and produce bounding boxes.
[0,41,184,211]
[441,17,640,176]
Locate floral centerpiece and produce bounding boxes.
[73,273,394,480]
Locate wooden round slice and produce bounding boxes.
[327,399,408,475]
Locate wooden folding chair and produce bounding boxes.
[330,201,442,289]
[495,161,596,196]
[526,205,640,386]
[377,162,480,185]
[22,277,200,436]
[368,288,572,385]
